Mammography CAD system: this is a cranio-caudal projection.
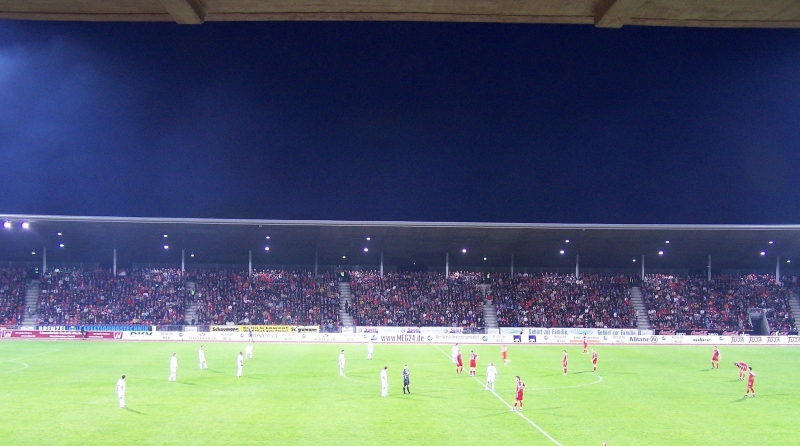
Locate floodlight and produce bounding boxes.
[3,221,11,229]
[21,222,30,229]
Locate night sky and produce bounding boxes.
[1,20,799,224]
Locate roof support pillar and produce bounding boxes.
[380,252,384,279]
[776,256,781,285]
[42,247,47,273]
[113,248,117,276]
[248,250,252,277]
[575,254,580,279]
[445,252,449,277]
[510,253,514,277]
[641,255,645,281]
[708,255,711,281]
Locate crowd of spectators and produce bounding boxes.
[0,268,27,325]
[191,270,340,330]
[641,274,796,332]
[348,271,484,327]
[9,266,798,332]
[491,273,637,328]
[37,268,189,325]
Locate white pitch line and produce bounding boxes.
[434,345,563,446]
[0,361,28,374]
[534,374,603,391]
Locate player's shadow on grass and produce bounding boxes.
[177,381,197,386]
[573,371,592,375]
[244,375,265,380]
[125,408,146,415]
[206,369,222,374]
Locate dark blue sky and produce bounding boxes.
[1,20,799,224]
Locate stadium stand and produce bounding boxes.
[491,273,637,328]
[191,270,340,329]
[348,271,485,327]
[641,274,796,332]
[37,268,188,325]
[0,268,27,325]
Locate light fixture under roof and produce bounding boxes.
[3,221,11,229]
[264,246,270,251]
[461,248,467,254]
[363,247,369,252]
[21,222,30,230]
[163,245,169,250]
[658,251,664,255]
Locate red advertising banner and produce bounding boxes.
[5,330,121,339]
[85,331,118,339]
[10,330,82,339]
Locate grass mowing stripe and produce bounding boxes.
[433,344,563,446]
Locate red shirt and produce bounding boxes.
[562,354,569,366]
[516,380,525,399]
[592,352,598,362]
[456,353,463,366]
[736,362,748,370]
[712,349,719,360]
[747,372,756,386]
[469,352,477,366]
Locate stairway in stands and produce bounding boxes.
[479,284,498,329]
[21,279,40,326]
[338,281,354,328]
[789,291,800,328]
[183,281,199,325]
[629,286,652,331]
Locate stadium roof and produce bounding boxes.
[1,215,798,272]
[1,0,799,28]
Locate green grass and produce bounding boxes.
[1,341,798,445]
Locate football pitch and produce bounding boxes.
[1,341,798,445]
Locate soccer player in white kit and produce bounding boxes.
[451,343,459,364]
[168,353,178,382]
[245,341,253,359]
[485,362,498,391]
[380,366,389,397]
[237,351,244,378]
[339,350,346,376]
[367,339,374,360]
[198,346,208,369]
[116,374,126,408]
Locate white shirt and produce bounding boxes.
[486,365,498,380]
[451,345,458,356]
[170,356,178,370]
[198,349,206,361]
[116,379,126,394]
[380,369,388,384]
[238,354,244,367]
[339,353,345,365]
[367,341,374,353]
[246,345,253,353]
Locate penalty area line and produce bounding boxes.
[433,345,563,446]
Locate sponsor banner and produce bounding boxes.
[184,326,197,332]
[210,326,241,332]
[85,331,118,339]
[36,325,82,331]
[0,327,5,338]
[628,336,659,344]
[359,326,425,335]
[84,325,151,332]
[9,330,82,339]
[242,325,299,333]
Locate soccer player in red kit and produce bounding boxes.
[562,350,569,375]
[711,346,720,369]
[456,350,463,375]
[591,349,598,372]
[734,361,748,380]
[501,345,508,365]
[744,367,756,397]
[469,350,478,376]
[583,337,588,354]
[511,375,525,411]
